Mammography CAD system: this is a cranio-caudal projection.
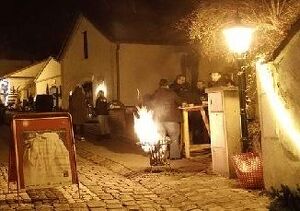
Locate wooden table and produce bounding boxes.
[179,104,210,158]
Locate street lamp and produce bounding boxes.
[223,17,254,152]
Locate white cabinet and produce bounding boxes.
[209,113,225,148]
[209,92,223,112]
[206,87,242,178]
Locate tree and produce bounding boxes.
[176,0,300,61]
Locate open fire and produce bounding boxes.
[134,106,169,166]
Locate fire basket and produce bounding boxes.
[134,106,170,168]
[146,137,170,167]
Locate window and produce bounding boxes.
[83,31,88,59]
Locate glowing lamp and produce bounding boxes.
[223,25,254,54]
[223,14,255,152]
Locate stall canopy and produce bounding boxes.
[1,59,49,92]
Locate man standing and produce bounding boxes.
[170,74,191,101]
[69,86,87,141]
[95,90,110,137]
[152,79,182,159]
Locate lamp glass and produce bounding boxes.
[223,26,254,54]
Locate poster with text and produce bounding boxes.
[9,112,78,189]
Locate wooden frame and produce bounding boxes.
[8,112,79,191]
[179,105,210,158]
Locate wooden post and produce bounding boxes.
[182,109,190,158]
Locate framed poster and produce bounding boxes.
[9,112,79,189]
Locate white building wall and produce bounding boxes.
[61,16,190,108]
[61,16,116,109]
[257,30,300,190]
[119,44,185,106]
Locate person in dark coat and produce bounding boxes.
[189,80,208,104]
[189,80,210,144]
[151,79,183,159]
[0,99,5,125]
[95,90,110,136]
[170,74,191,102]
[69,86,87,141]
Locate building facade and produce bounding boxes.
[59,15,188,108]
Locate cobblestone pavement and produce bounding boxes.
[0,133,270,210]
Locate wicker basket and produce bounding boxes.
[232,152,264,189]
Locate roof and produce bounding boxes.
[0,59,33,77]
[1,58,51,91]
[81,0,195,45]
[3,58,50,79]
[271,17,300,61]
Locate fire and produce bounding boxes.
[134,106,160,152]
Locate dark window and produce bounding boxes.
[83,31,88,59]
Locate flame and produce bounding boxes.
[134,106,160,152]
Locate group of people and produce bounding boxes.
[143,75,207,159]
[69,72,234,153]
[69,86,110,141]
[144,72,235,159]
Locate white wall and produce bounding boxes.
[61,16,116,109]
[119,44,186,105]
[257,30,300,190]
[61,16,194,107]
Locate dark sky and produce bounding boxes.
[0,0,195,60]
[0,0,79,60]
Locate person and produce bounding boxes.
[95,90,110,137]
[140,93,153,110]
[222,73,236,86]
[208,72,227,87]
[188,80,210,144]
[69,86,87,141]
[0,99,5,125]
[151,79,183,159]
[190,80,208,104]
[170,74,191,101]
[196,80,208,100]
[28,95,34,108]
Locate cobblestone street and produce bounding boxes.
[0,126,270,210]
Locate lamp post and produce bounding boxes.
[223,18,254,152]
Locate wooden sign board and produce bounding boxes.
[9,112,79,190]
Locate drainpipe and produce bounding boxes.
[116,43,120,101]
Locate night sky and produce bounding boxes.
[0,0,195,60]
[0,0,79,60]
